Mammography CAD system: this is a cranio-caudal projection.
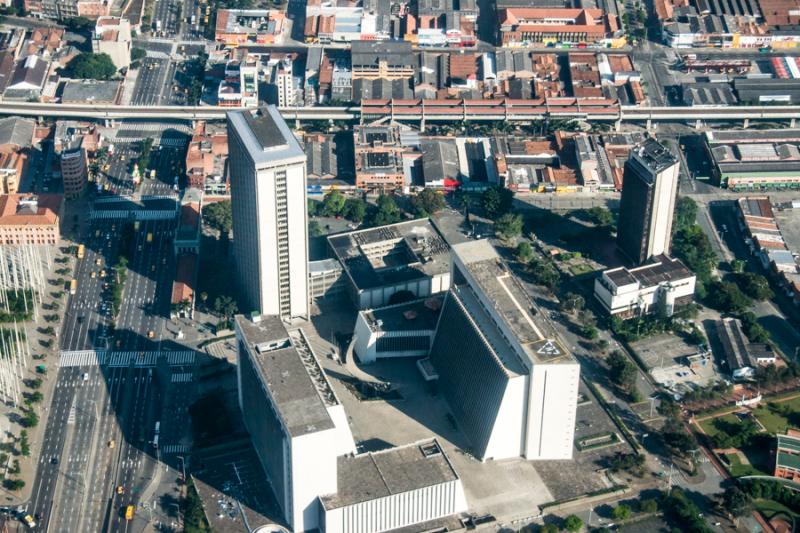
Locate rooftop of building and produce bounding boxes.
[0,117,34,149]
[215,8,284,34]
[0,193,61,225]
[235,315,340,437]
[171,252,196,304]
[328,218,451,290]
[778,432,800,454]
[362,295,444,333]
[452,239,575,367]
[227,106,305,168]
[630,138,678,174]
[61,79,120,103]
[319,439,460,510]
[738,196,775,220]
[603,255,695,289]
[705,129,800,143]
[351,40,414,67]
[716,317,774,373]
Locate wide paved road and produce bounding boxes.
[29,213,179,532]
[131,58,177,107]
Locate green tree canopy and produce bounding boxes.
[516,242,534,264]
[411,189,446,217]
[673,196,698,233]
[563,514,583,532]
[202,200,232,236]
[735,272,773,301]
[372,194,402,226]
[706,280,751,314]
[481,186,514,220]
[343,198,366,223]
[69,52,118,80]
[612,504,632,521]
[131,47,147,62]
[495,213,523,241]
[322,190,346,217]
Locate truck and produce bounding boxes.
[69,279,77,295]
[125,505,134,521]
[77,244,85,259]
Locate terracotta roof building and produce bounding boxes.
[0,194,63,246]
[498,8,621,46]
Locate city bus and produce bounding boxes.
[77,244,85,259]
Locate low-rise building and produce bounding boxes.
[704,129,800,190]
[353,296,443,364]
[4,55,49,101]
[0,194,62,246]
[91,17,131,70]
[185,121,228,195]
[218,56,259,108]
[594,255,696,318]
[175,188,201,254]
[775,430,800,482]
[354,124,419,193]
[715,317,776,380]
[327,218,452,309]
[498,8,622,47]
[214,9,287,46]
[304,133,337,180]
[61,79,121,104]
[171,252,197,319]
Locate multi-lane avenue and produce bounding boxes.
[28,210,186,532]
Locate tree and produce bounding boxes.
[673,196,698,233]
[494,213,523,242]
[640,498,658,514]
[28,391,43,404]
[560,293,585,313]
[456,190,473,222]
[481,186,514,220]
[516,242,534,264]
[607,351,637,396]
[735,272,773,301]
[213,296,238,326]
[731,259,746,273]
[202,200,233,236]
[584,206,614,227]
[199,292,208,308]
[564,514,583,532]
[309,220,323,238]
[741,312,770,343]
[343,198,366,223]
[612,504,632,521]
[68,52,118,80]
[672,224,717,286]
[706,281,751,314]
[540,525,559,533]
[372,194,402,226]
[131,47,147,62]
[3,479,24,491]
[721,486,752,521]
[322,190,346,217]
[19,431,29,457]
[64,16,94,32]
[21,410,38,428]
[308,199,319,217]
[411,189,446,217]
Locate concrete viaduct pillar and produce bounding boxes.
[743,118,750,129]
[791,118,797,128]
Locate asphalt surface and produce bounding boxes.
[130,58,178,107]
[28,213,180,533]
[152,0,182,38]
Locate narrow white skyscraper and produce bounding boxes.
[227,106,309,319]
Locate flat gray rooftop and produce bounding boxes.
[227,106,305,167]
[328,219,451,290]
[319,439,459,510]
[631,138,677,174]
[363,295,444,333]
[452,240,574,366]
[236,315,337,437]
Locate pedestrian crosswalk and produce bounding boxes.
[170,372,192,383]
[59,350,196,368]
[91,209,177,221]
[160,444,189,454]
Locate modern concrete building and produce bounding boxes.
[319,439,468,533]
[237,314,468,533]
[91,17,131,70]
[429,240,580,461]
[616,139,680,265]
[227,107,309,319]
[594,255,696,319]
[235,315,356,533]
[353,296,443,364]
[327,219,451,310]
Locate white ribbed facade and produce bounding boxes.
[322,475,467,533]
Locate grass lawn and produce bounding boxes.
[755,498,800,520]
[726,453,768,477]
[753,397,800,435]
[568,263,594,276]
[699,413,741,438]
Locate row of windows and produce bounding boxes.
[376,335,430,353]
